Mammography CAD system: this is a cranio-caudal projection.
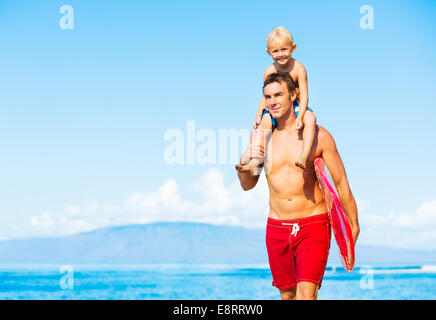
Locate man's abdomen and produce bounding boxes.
[267,181,327,220]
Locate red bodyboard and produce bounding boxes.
[314,157,355,271]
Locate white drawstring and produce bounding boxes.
[282,222,300,236]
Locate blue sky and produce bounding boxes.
[0,0,435,249]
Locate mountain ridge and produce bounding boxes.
[0,222,434,265]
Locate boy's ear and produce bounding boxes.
[291,44,297,52]
[266,48,271,56]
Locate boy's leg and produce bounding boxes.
[248,112,272,175]
[295,111,316,169]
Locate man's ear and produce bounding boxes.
[291,90,297,101]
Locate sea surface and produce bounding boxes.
[0,263,435,300]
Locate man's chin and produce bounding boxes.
[269,110,281,119]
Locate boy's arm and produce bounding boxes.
[320,129,360,244]
[254,66,276,127]
[295,62,309,129]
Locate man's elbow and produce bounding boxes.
[241,183,255,191]
[237,171,259,191]
[239,178,257,191]
[239,178,255,191]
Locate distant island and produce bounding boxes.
[0,222,434,265]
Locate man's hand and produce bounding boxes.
[238,144,265,176]
[236,144,264,190]
[241,143,264,164]
[351,224,360,246]
[249,144,265,162]
[235,163,251,173]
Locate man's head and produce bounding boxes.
[266,27,296,66]
[263,73,297,120]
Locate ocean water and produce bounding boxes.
[0,263,435,300]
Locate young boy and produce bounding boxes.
[247,27,316,172]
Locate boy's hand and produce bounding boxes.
[253,116,262,129]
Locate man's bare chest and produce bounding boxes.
[265,132,302,169]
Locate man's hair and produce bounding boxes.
[266,26,294,49]
[263,72,296,95]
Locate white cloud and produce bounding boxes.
[355,198,369,212]
[11,168,269,239]
[8,169,436,251]
[358,199,436,250]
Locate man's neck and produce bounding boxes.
[275,105,296,131]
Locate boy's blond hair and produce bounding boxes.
[266,26,294,49]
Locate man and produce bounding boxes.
[236,73,359,300]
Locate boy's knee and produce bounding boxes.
[258,113,272,129]
[304,111,316,124]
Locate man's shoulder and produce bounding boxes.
[317,125,331,138]
[317,125,336,150]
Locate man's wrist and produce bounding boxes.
[240,153,250,165]
[350,221,360,231]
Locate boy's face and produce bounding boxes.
[266,39,296,66]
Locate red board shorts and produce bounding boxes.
[266,213,331,290]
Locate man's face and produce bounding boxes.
[263,81,294,119]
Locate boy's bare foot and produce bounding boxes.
[295,153,309,169]
[248,158,263,176]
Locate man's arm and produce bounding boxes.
[235,144,264,191]
[320,129,360,244]
[236,162,262,191]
